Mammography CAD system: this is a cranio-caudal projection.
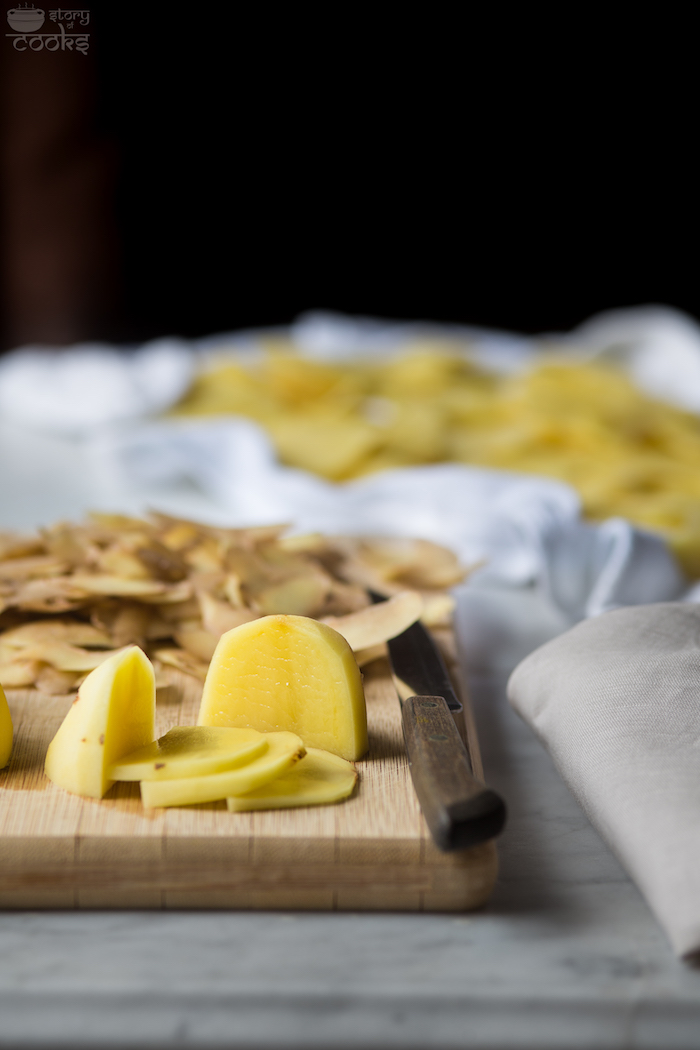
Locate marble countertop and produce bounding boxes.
[2,423,700,1049]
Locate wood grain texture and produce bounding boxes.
[0,640,498,911]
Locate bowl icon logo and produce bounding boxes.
[7,5,46,32]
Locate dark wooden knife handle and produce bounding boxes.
[402,695,506,852]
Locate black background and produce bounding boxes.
[92,10,696,343]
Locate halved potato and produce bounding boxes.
[44,646,155,799]
[227,747,357,811]
[197,614,368,761]
[0,682,12,768]
[140,731,305,808]
[109,726,267,781]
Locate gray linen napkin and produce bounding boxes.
[507,602,700,957]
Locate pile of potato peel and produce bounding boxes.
[0,512,465,695]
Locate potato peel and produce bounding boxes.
[321,590,424,652]
[0,514,461,691]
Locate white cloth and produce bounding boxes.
[0,338,193,434]
[507,603,700,957]
[574,305,700,413]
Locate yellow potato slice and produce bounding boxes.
[1,682,12,768]
[322,590,423,651]
[227,747,357,811]
[44,646,155,799]
[198,614,368,761]
[267,413,381,480]
[140,731,305,808]
[109,726,267,781]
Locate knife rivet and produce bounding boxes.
[421,701,438,708]
[429,733,449,742]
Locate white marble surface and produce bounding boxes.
[3,424,700,1049]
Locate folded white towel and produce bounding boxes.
[507,603,700,957]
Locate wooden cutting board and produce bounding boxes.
[0,631,498,911]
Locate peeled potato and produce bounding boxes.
[109,726,267,781]
[227,747,357,811]
[0,682,12,768]
[44,646,155,799]
[140,730,305,808]
[197,614,368,761]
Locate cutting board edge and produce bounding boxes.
[0,835,498,911]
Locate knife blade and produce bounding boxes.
[371,593,506,852]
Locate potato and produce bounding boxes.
[227,747,357,811]
[0,682,12,768]
[198,614,368,760]
[109,726,267,781]
[44,646,155,799]
[140,730,305,808]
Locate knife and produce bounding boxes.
[370,592,506,852]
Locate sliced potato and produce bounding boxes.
[110,726,267,781]
[227,747,357,811]
[140,730,305,808]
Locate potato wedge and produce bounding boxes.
[198,614,368,761]
[0,682,12,768]
[227,747,357,811]
[44,646,155,799]
[109,726,267,781]
[140,730,305,808]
